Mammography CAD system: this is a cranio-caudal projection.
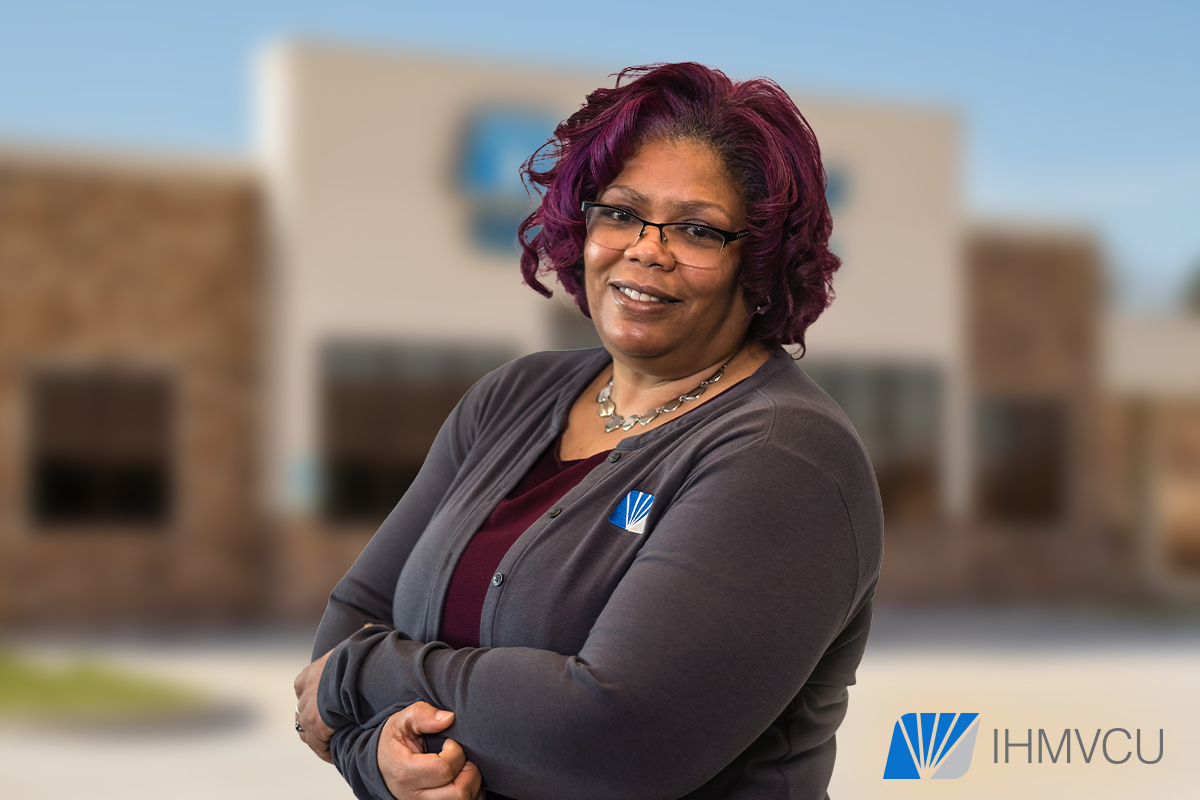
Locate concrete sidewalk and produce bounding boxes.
[0,634,353,800]
[2,613,1197,799]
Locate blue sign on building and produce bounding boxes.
[825,166,849,210]
[458,109,558,255]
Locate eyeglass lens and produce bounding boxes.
[584,205,729,267]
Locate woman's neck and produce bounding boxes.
[607,340,770,418]
[559,341,773,460]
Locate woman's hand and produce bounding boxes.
[378,702,484,799]
[294,650,336,763]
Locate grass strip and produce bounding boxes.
[0,649,209,721]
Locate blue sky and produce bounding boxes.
[2,0,1196,308]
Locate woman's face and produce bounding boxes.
[584,138,753,372]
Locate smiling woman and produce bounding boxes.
[294,62,883,800]
[583,139,751,364]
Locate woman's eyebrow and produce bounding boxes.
[600,185,649,205]
[670,199,731,218]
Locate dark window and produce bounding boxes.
[975,398,1067,523]
[321,342,513,525]
[803,362,942,523]
[30,371,172,526]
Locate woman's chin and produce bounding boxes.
[596,327,675,361]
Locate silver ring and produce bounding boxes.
[296,721,305,733]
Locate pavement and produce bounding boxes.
[1,610,1197,799]
[0,632,353,800]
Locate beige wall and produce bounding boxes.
[800,99,966,515]
[1104,315,1200,396]
[802,101,960,361]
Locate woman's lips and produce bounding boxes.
[618,285,668,303]
[610,280,680,302]
[610,284,679,311]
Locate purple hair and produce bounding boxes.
[517,62,840,353]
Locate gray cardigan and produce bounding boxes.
[314,346,884,800]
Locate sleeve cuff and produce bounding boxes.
[330,724,395,800]
[318,623,395,730]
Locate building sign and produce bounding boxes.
[458,108,558,255]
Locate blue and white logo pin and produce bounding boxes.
[883,712,980,779]
[609,491,654,534]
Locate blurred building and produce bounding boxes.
[0,147,263,624]
[0,41,1197,626]
[881,226,1112,601]
[1102,316,1200,598]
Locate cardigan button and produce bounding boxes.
[608,451,621,463]
[491,572,504,587]
[548,507,562,518]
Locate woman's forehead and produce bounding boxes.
[601,139,744,223]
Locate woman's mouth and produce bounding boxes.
[611,282,681,304]
[618,286,669,303]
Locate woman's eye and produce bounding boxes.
[678,225,722,243]
[599,207,637,225]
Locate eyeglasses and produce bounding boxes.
[581,202,749,268]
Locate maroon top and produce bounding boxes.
[439,437,612,649]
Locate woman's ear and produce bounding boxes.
[743,285,770,316]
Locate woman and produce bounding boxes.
[295,62,883,800]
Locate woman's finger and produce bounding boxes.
[383,702,455,757]
[378,706,468,795]
[405,758,483,800]
[400,701,456,738]
[459,760,485,800]
[436,737,468,778]
[378,725,464,791]
[381,749,461,792]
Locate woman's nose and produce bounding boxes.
[624,223,675,269]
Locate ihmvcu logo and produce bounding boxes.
[609,491,654,534]
[883,712,981,779]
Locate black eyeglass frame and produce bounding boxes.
[581,202,750,252]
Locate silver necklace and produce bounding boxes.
[596,351,739,433]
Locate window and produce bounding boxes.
[975,398,1067,523]
[29,371,172,526]
[321,342,513,524]
[802,362,941,523]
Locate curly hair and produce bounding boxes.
[517,62,840,353]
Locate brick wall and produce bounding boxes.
[0,153,264,626]
[964,227,1113,599]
